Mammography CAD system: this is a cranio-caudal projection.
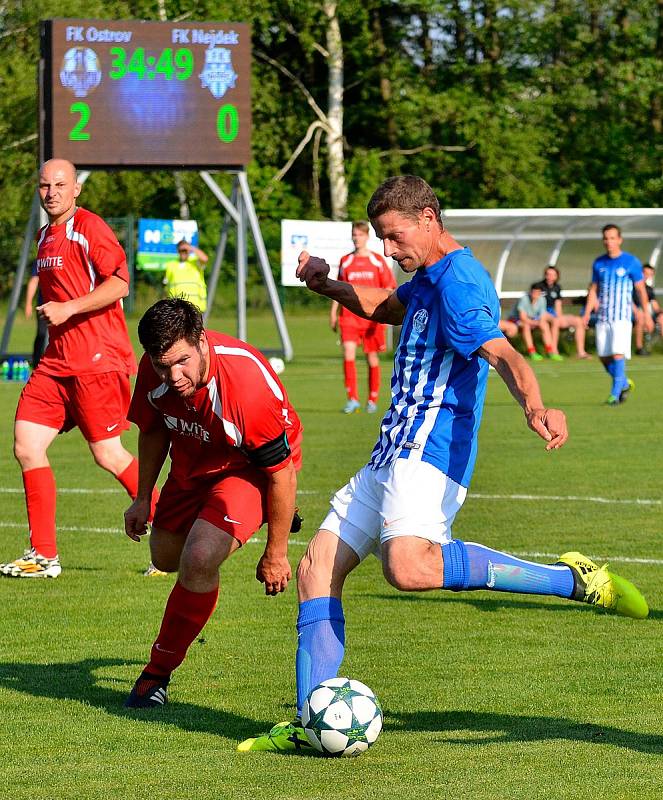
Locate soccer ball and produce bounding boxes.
[268,356,285,375]
[302,677,383,757]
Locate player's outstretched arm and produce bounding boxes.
[38,274,129,326]
[478,337,568,450]
[256,461,297,596]
[124,426,169,542]
[296,250,405,324]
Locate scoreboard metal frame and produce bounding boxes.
[39,18,251,169]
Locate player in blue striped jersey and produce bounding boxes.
[239,176,648,754]
[582,224,648,405]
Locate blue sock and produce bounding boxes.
[612,358,626,396]
[295,597,345,718]
[441,539,574,598]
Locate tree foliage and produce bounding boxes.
[0,0,660,293]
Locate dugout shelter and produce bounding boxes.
[443,208,663,301]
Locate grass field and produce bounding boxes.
[1,310,661,800]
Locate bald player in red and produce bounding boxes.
[123,298,303,707]
[0,159,154,579]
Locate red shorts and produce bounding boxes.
[153,469,269,544]
[15,369,131,443]
[339,317,387,353]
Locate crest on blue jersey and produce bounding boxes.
[60,47,102,98]
[616,267,626,277]
[199,46,237,99]
[413,308,429,333]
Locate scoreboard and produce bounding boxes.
[39,18,251,169]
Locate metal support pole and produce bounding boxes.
[203,180,237,325]
[237,171,293,361]
[236,184,248,342]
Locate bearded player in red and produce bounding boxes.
[330,220,396,414]
[0,159,156,579]
[123,298,303,707]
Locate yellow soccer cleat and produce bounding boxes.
[557,551,648,620]
[238,720,314,754]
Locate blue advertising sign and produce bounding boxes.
[137,218,199,271]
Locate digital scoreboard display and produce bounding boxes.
[40,18,251,169]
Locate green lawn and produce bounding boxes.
[0,311,661,799]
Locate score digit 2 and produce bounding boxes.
[69,102,91,141]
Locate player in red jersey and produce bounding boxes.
[123,298,303,707]
[0,159,155,579]
[330,221,396,414]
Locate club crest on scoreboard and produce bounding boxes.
[60,47,102,98]
[199,46,237,99]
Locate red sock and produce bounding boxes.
[146,581,219,677]
[527,347,536,354]
[368,364,381,403]
[23,467,57,559]
[116,458,159,523]
[545,344,553,354]
[343,360,358,401]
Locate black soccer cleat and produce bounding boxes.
[291,507,303,533]
[124,670,170,708]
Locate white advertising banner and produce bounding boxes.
[280,219,386,287]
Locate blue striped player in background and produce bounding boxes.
[582,224,649,405]
[239,176,648,754]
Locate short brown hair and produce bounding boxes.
[138,298,204,357]
[367,175,442,224]
[602,224,621,236]
[352,220,370,234]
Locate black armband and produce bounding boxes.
[247,432,291,468]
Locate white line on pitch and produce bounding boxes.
[0,486,658,506]
[0,521,660,566]
[0,487,120,494]
[471,492,662,507]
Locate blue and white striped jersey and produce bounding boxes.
[592,252,643,323]
[369,247,502,488]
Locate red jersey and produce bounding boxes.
[35,207,136,377]
[129,330,303,484]
[337,251,396,321]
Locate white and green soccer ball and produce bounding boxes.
[301,677,383,757]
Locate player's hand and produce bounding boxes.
[37,300,74,326]
[525,407,568,450]
[296,251,331,293]
[124,497,152,542]
[256,551,292,596]
[581,313,590,329]
[25,306,33,320]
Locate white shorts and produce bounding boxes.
[595,320,632,358]
[319,459,468,561]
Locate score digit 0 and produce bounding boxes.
[217,104,239,143]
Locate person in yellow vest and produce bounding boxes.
[164,240,209,312]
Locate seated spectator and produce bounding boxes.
[633,263,663,356]
[536,266,591,359]
[506,283,557,361]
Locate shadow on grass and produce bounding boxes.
[367,591,659,618]
[0,659,660,755]
[0,658,273,741]
[386,709,663,754]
